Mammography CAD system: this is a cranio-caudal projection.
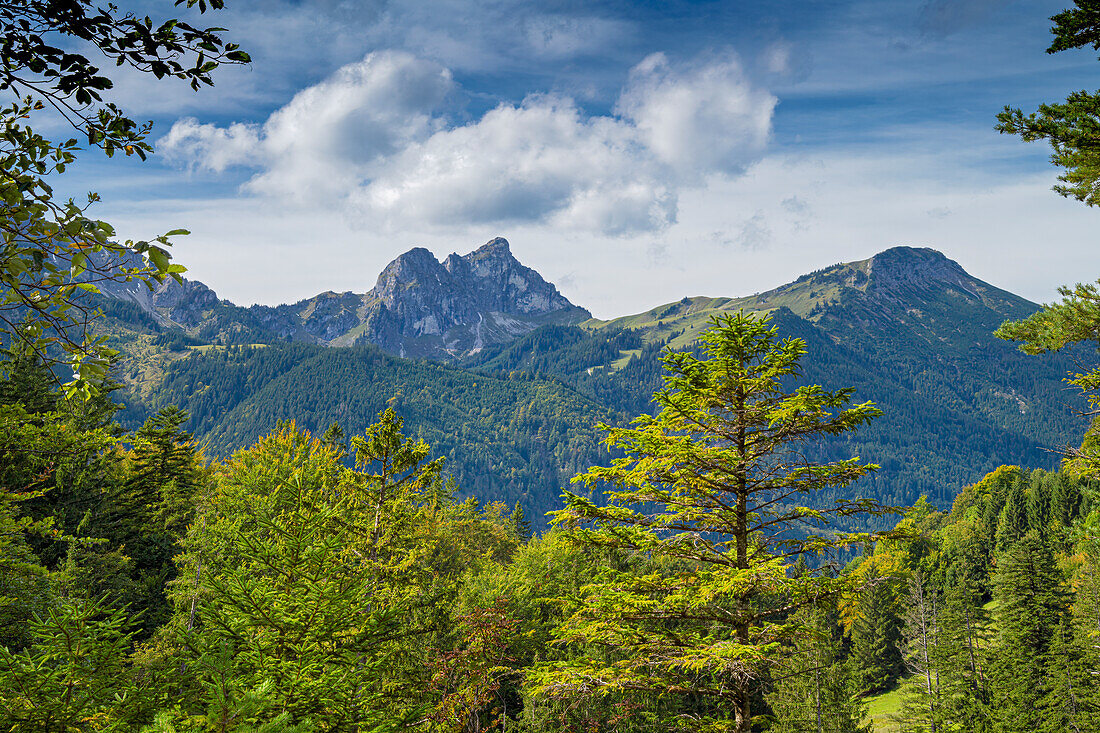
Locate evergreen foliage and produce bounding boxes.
[5,271,1100,731]
[997,279,1100,479]
[534,311,893,732]
[144,342,617,521]
[990,532,1069,732]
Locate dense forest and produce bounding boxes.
[5,0,1100,730]
[4,291,1100,731]
[120,297,1084,527]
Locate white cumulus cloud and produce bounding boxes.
[161,48,776,235]
[617,52,776,178]
[160,119,261,173]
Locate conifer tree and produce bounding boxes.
[535,311,891,733]
[320,421,347,457]
[1038,616,1094,733]
[123,405,202,537]
[0,596,145,731]
[991,531,1068,733]
[994,480,1028,553]
[509,503,532,543]
[1049,472,1084,538]
[766,605,870,733]
[850,578,903,694]
[1065,510,1100,731]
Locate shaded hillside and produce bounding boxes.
[150,343,618,520]
[110,245,1090,525]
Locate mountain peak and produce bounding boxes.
[353,238,587,357]
[379,247,442,278]
[869,245,959,272]
[470,237,512,257]
[865,246,972,294]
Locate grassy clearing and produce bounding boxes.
[862,682,907,732]
[609,349,641,370]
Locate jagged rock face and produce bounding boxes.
[94,236,587,358]
[457,237,574,314]
[151,279,221,328]
[296,292,362,341]
[358,237,588,356]
[369,247,477,339]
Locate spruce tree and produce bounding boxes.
[509,502,532,543]
[1038,616,1094,733]
[994,480,1028,553]
[534,311,891,733]
[123,405,202,538]
[850,579,903,694]
[991,531,1068,733]
[0,596,145,731]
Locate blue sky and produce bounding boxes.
[55,0,1100,317]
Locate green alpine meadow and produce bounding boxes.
[3,1,1100,732]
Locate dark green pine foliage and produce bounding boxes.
[1055,513,1100,733]
[766,606,871,733]
[73,405,204,634]
[1049,472,1085,542]
[320,421,347,457]
[0,350,58,415]
[994,479,1028,553]
[991,531,1069,733]
[1025,471,1052,540]
[143,343,617,521]
[509,503,532,543]
[1038,615,1096,733]
[123,406,202,535]
[850,579,904,694]
[0,596,146,731]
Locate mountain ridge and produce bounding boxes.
[98,237,588,359]
[98,241,1087,525]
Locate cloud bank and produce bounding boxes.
[161,49,776,235]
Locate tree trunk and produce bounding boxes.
[735,387,751,733]
[914,575,937,733]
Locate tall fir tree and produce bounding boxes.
[534,311,891,733]
[994,480,1028,553]
[991,531,1069,733]
[850,578,904,695]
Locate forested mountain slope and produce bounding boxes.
[467,248,1087,509]
[106,245,1087,523]
[145,343,617,520]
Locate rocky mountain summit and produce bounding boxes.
[98,237,588,359]
[348,238,587,357]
